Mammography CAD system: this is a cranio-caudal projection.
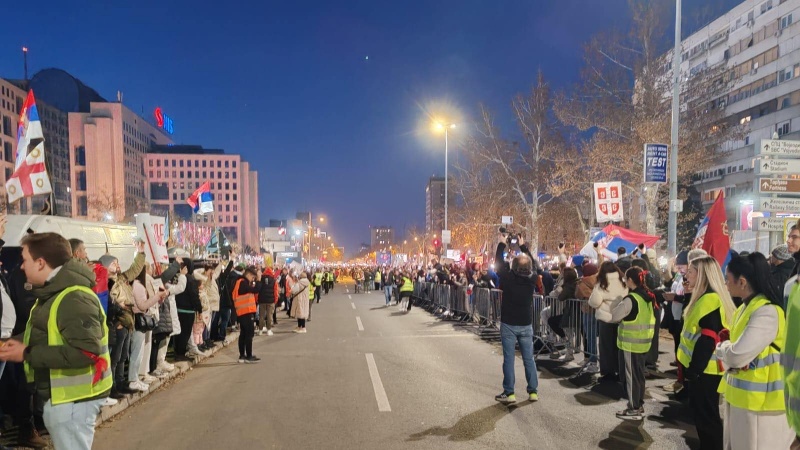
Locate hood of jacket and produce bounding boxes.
[33,259,96,302]
[193,267,208,283]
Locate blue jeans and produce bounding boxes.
[582,311,598,363]
[43,398,104,450]
[213,307,231,340]
[384,286,393,305]
[500,322,538,395]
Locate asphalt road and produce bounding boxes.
[94,283,698,450]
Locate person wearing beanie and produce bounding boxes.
[576,263,600,373]
[769,244,794,305]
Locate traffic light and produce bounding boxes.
[433,238,440,247]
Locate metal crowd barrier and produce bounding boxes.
[413,283,601,368]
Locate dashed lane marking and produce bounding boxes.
[365,353,391,412]
[356,316,365,331]
[351,302,356,310]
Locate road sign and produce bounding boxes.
[756,158,800,174]
[643,143,668,183]
[441,230,451,244]
[501,216,513,224]
[757,139,800,157]
[757,197,800,212]
[758,178,800,194]
[753,218,785,232]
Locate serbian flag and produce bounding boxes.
[187,181,213,215]
[693,192,730,267]
[6,90,52,204]
[580,224,661,261]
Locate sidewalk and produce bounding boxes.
[0,330,239,449]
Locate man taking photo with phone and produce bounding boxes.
[494,230,539,404]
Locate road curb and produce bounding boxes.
[97,331,240,425]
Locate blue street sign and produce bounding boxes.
[644,143,668,183]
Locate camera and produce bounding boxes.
[499,227,521,249]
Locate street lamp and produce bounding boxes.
[433,121,456,252]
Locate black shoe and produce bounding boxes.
[495,392,516,403]
[245,356,261,364]
[110,390,126,400]
[598,373,619,383]
[117,385,136,395]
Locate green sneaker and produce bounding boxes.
[495,392,516,403]
[529,392,539,402]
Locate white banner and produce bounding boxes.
[593,182,624,223]
[136,213,169,265]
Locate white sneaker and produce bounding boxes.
[102,397,118,407]
[129,381,149,392]
[141,374,157,384]
[151,369,169,379]
[257,329,263,336]
[158,362,175,372]
[584,362,600,374]
[267,329,274,336]
[261,327,267,333]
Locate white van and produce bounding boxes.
[1,215,138,269]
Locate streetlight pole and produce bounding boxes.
[444,126,449,254]
[667,0,682,256]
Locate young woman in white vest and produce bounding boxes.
[717,252,794,450]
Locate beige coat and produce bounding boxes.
[289,278,311,319]
[587,276,628,323]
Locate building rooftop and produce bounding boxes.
[149,144,226,155]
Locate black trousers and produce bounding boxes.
[689,373,723,450]
[174,312,195,356]
[645,306,661,367]
[149,332,169,372]
[237,313,255,358]
[599,322,619,376]
[619,349,647,410]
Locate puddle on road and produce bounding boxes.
[407,402,532,442]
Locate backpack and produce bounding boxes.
[110,277,135,307]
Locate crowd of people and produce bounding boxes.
[406,229,799,450]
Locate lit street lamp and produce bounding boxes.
[433,121,455,252]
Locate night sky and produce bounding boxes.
[0,0,740,254]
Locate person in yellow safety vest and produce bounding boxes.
[610,266,656,421]
[716,253,795,450]
[783,222,800,449]
[313,270,324,303]
[398,274,414,312]
[0,233,112,450]
[677,256,737,450]
[375,269,382,291]
[307,270,317,321]
[233,267,261,364]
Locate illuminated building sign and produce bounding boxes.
[154,107,174,134]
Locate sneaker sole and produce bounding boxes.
[616,414,643,420]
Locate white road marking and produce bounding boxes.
[356,316,364,331]
[348,295,352,300]
[365,353,391,412]
[351,302,356,310]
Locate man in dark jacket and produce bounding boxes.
[0,233,110,450]
[234,267,261,363]
[256,268,277,336]
[770,244,794,305]
[494,233,539,404]
[174,259,202,359]
[212,261,237,342]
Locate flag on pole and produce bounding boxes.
[6,90,51,204]
[692,192,730,267]
[187,181,214,215]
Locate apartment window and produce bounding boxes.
[781,13,793,29]
[148,171,153,177]
[157,170,162,178]
[233,205,237,212]
[217,161,221,168]
[180,171,184,178]
[739,164,744,171]
[202,161,206,168]
[148,160,153,167]
[225,194,230,201]
[217,171,222,178]
[195,171,199,178]
[778,121,791,136]
[233,215,237,222]
[156,160,161,167]
[233,194,237,201]
[782,97,792,109]
[3,142,12,162]
[179,160,184,168]
[233,183,237,190]
[2,116,12,137]
[77,171,86,191]
[172,170,176,178]
[173,193,177,200]
[232,161,237,168]
[779,67,794,83]
[180,193,186,200]
[78,196,87,217]
[180,182,185,189]
[225,205,230,212]
[202,171,207,178]
[225,172,229,179]
[740,115,751,125]
[233,172,237,179]
[760,0,773,14]
[224,161,229,168]
[225,183,229,190]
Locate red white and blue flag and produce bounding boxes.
[580,224,661,261]
[693,192,730,267]
[6,90,51,203]
[187,181,214,215]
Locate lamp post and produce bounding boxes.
[667,0,682,256]
[434,121,456,253]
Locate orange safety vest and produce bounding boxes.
[233,279,257,317]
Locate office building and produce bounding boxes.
[146,145,259,250]
[371,226,394,249]
[425,176,450,235]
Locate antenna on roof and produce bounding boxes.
[22,47,28,81]
[117,91,123,103]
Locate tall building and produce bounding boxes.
[674,0,800,229]
[0,78,72,216]
[425,176,448,235]
[371,226,394,249]
[146,145,259,250]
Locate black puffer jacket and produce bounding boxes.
[175,260,202,313]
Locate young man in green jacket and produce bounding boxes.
[0,232,112,450]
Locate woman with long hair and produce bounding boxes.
[588,261,628,382]
[610,266,656,421]
[677,255,736,450]
[717,253,793,449]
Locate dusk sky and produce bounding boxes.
[0,0,740,254]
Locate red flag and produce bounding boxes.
[692,192,730,266]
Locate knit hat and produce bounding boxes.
[99,254,118,268]
[771,244,792,262]
[235,263,246,271]
[582,263,599,277]
[675,250,689,266]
